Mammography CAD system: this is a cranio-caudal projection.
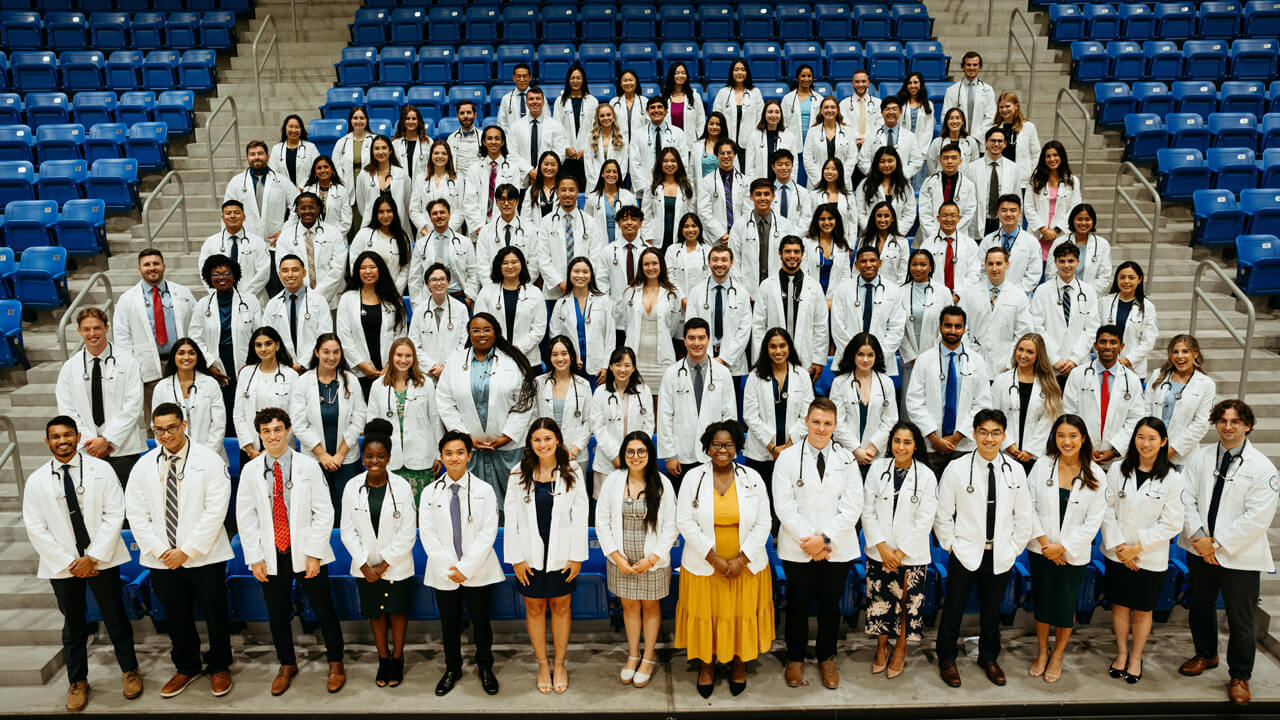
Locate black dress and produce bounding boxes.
[516,482,578,599]
[1104,469,1167,612]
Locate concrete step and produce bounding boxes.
[0,578,56,611]
[0,646,63,687]
[0,609,64,645]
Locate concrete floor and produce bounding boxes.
[5,617,1279,717]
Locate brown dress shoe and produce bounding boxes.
[122,670,143,700]
[327,662,346,693]
[160,672,198,699]
[977,659,1006,686]
[210,670,233,697]
[66,681,89,712]
[784,661,803,687]
[819,659,839,689]
[271,665,298,696]
[1179,655,1220,676]
[938,658,961,687]
[1229,678,1251,705]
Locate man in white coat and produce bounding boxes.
[838,69,882,162]
[965,128,1020,238]
[772,398,862,690]
[508,87,567,185]
[697,138,751,245]
[23,416,141,712]
[1030,242,1099,379]
[496,63,533,131]
[858,97,923,180]
[943,52,998,132]
[236,407,345,695]
[1062,325,1145,465]
[657,319,738,487]
[685,245,752,377]
[934,408,1034,688]
[594,205,655,301]
[261,255,332,366]
[830,246,905,373]
[771,150,813,230]
[977,195,1042,294]
[1178,399,1280,705]
[223,140,299,243]
[275,193,350,309]
[446,100,483,184]
[537,174,602,301]
[730,179,794,298]
[906,306,992,471]
[57,307,147,485]
[408,198,479,308]
[113,248,197,405]
[124,402,234,699]
[957,247,1034,378]
[918,143,980,241]
[199,200,269,305]
[917,202,982,301]
[630,97,695,201]
[474,184,538,284]
[753,236,829,378]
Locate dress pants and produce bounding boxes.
[150,562,233,676]
[105,454,140,490]
[1187,553,1260,681]
[436,584,495,672]
[783,559,854,662]
[935,550,1009,662]
[50,567,139,684]
[261,549,345,665]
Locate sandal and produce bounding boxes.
[388,656,404,688]
[633,657,657,688]
[1029,651,1049,679]
[620,656,640,685]
[1044,654,1064,684]
[553,661,568,694]
[375,657,389,688]
[536,659,552,695]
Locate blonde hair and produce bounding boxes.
[589,104,625,154]
[813,96,844,126]
[995,92,1025,132]
[1152,333,1205,389]
[379,337,426,388]
[1010,333,1062,420]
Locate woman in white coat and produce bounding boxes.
[152,338,226,460]
[1025,414,1108,683]
[302,155,353,237]
[291,333,367,513]
[712,59,765,156]
[584,161,638,247]
[554,64,600,188]
[1101,261,1159,380]
[474,247,548,368]
[588,347,656,491]
[781,64,823,159]
[992,334,1065,473]
[853,146,917,236]
[642,148,697,248]
[390,105,431,181]
[350,197,412,294]
[503,418,590,695]
[616,248,684,395]
[407,263,469,381]
[408,140,466,235]
[830,333,899,470]
[1101,418,1184,683]
[664,212,710,299]
[1026,141,1083,251]
[1144,334,1215,466]
[463,126,531,235]
[232,327,298,460]
[339,419,417,688]
[596,431,678,688]
[742,328,815,495]
[1051,203,1114,297]
[895,249,952,405]
[859,201,912,285]
[549,257,615,378]
[994,92,1041,187]
[609,70,650,186]
[803,98,859,188]
[583,105,630,202]
[189,253,261,387]
[926,108,983,175]
[269,114,321,189]
[663,61,705,138]
[332,107,373,192]
[743,100,802,181]
[862,421,939,677]
[353,135,414,238]
[898,73,937,190]
[367,338,440,501]
[808,157,859,235]
[535,337,593,467]
[336,251,408,398]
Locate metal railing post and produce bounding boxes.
[1053,88,1091,188]
[291,0,298,41]
[56,273,115,360]
[141,171,190,254]
[1005,9,1038,109]
[252,16,281,124]
[204,96,241,204]
[1109,162,1163,289]
[1189,260,1256,401]
[0,417,24,502]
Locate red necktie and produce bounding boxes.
[272,460,290,553]
[944,236,955,293]
[625,243,635,285]
[152,286,167,346]
[1099,370,1111,437]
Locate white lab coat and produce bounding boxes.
[773,441,864,562]
[905,342,993,452]
[829,371,899,454]
[925,134,985,176]
[916,231,981,295]
[534,372,592,463]
[595,469,679,568]
[1030,276,1100,368]
[666,93,706,144]
[408,228,479,306]
[696,166,751,242]
[302,181,354,238]
[1025,457,1108,565]
[497,88,531,131]
[349,227,410,293]
[858,123,923,180]
[124,441,233,569]
[934,452,1034,573]
[629,122,696,198]
[151,373,226,460]
[640,185,695,247]
[335,291,406,374]
[407,294,468,372]
[838,93,883,143]
[538,206,604,300]
[1050,233,1115,298]
[684,275,752,375]
[1101,463,1184,572]
[554,94,601,159]
[852,179,917,237]
[752,272,829,369]
[588,384,655,475]
[418,472,504,590]
[771,178,813,230]
[289,370,366,465]
[475,215,537,282]
[656,358,738,464]
[436,347,534,448]
[353,165,414,238]
[830,275,905,372]
[956,280,1035,378]
[262,287,332,365]
[893,280,952,364]
[503,464,589,572]
[609,94,651,181]
[862,457,939,565]
[473,283,547,366]
[1007,120,1041,187]
[742,125,802,181]
[549,293,616,375]
[615,285,685,368]
[331,133,374,189]
[1062,361,1146,454]
[663,240,710,300]
[977,228,1042,294]
[942,79,997,131]
[1099,293,1158,379]
[276,219,349,309]
[1143,370,1216,464]
[408,174,466,234]
[198,228,270,305]
[463,154,532,234]
[802,123,859,189]
[236,450,335,576]
[113,280,197,383]
[583,136,631,192]
[901,100,937,153]
[964,154,1019,235]
[808,189,859,237]
[268,140,321,188]
[508,113,569,170]
[23,453,130,579]
[676,463,771,575]
[742,366,815,461]
[223,168,299,239]
[188,289,262,377]
[581,188,638,228]
[728,210,796,298]
[391,136,432,181]
[917,170,980,241]
[367,377,441,472]
[446,127,484,184]
[1179,441,1279,572]
[232,363,298,450]
[56,347,147,456]
[867,235,910,287]
[712,87,765,148]
[1025,179,1083,242]
[339,471,417,581]
[991,370,1056,461]
[780,89,826,146]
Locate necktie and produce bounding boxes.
[713,285,724,341]
[723,173,734,231]
[1062,285,1072,325]
[152,286,167,346]
[253,174,265,212]
[90,357,105,428]
[693,363,704,411]
[1100,370,1111,437]
[985,461,997,542]
[288,294,299,349]
[449,483,463,558]
[61,463,91,555]
[966,83,976,131]
[942,350,958,436]
[625,243,635,285]
[780,185,789,217]
[433,305,444,331]
[987,160,1000,218]
[487,160,498,218]
[435,232,446,264]
[816,451,826,480]
[858,97,867,135]
[304,228,316,289]
[519,91,526,117]
[1001,231,1014,253]
[887,127,895,147]
[787,275,801,334]
[756,216,770,282]
[1208,451,1233,535]
[989,284,1000,307]
[942,173,955,203]
[530,119,539,166]
[164,454,179,549]
[862,281,874,332]
[227,234,239,263]
[564,214,575,261]
[504,223,512,247]
[272,460,290,553]
[943,236,955,292]
[654,126,662,153]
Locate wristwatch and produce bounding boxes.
[821,534,831,547]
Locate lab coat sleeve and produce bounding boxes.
[178,465,231,559]
[739,472,772,567]
[1070,299,1100,366]
[417,487,448,560]
[961,365,991,441]
[1138,473,1185,551]
[1107,380,1145,454]
[384,486,419,564]
[656,372,677,459]
[498,386,533,445]
[342,375,367,451]
[570,477,590,563]
[289,379,324,454]
[335,295,369,370]
[787,375,815,445]
[522,292,549,358]
[338,483,364,572]
[1171,380,1214,461]
[101,361,144,449]
[1181,451,1208,540]
[1211,461,1280,557]
[84,470,126,563]
[860,468,888,550]
[720,300,751,370]
[318,240,349,307]
[654,477,680,567]
[1100,467,1124,551]
[235,472,264,566]
[880,296,907,365]
[675,472,715,567]
[594,476,620,557]
[502,476,525,566]
[821,467,863,550]
[742,378,768,449]
[406,242,427,307]
[910,468,941,554]
[698,185,727,241]
[111,296,136,361]
[869,380,899,454]
[1130,302,1159,375]
[435,368,465,434]
[589,392,619,469]
[124,463,168,561]
[305,468,335,560]
[568,382,591,454]
[22,484,76,571]
[750,296,767,361]
[1029,292,1048,338]
[1063,480,1109,560]
[1011,477,1036,550]
[1024,192,1045,236]
[772,455,809,542]
[917,183,939,240]
[808,293,829,368]
[933,463,958,550]
[207,386,227,450]
[231,368,254,450]
[54,363,84,432]
[829,379,855,449]
[905,359,937,438]
[456,485,499,580]
[408,179,429,232]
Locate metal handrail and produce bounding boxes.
[252,15,281,124]
[56,272,114,360]
[1109,162,1163,290]
[204,96,242,204]
[986,0,995,35]
[290,0,298,41]
[1053,89,1091,188]
[142,171,190,254]
[1005,8,1039,109]
[0,417,24,502]
[1190,259,1256,402]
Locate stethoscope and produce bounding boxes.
[302,183,343,222]
[852,277,887,308]
[937,342,973,382]
[277,286,313,323]
[877,459,921,505]
[674,357,718,393]
[541,374,584,419]
[1052,277,1089,309]
[1005,381,1045,414]
[423,296,456,332]
[553,208,589,248]
[1105,292,1144,326]
[80,343,117,381]
[691,464,749,509]
[494,283,530,315]
[965,451,1016,494]
[316,371,353,404]
[237,166,282,195]
[1079,363,1133,402]
[428,473,474,523]
[273,140,312,165]
[1155,369,1198,401]
[1116,468,1168,500]
[49,456,85,495]
[522,471,568,504]
[240,362,290,399]
[460,348,502,373]
[604,390,648,420]
[425,174,460,201]
[202,289,252,319]
[626,286,678,310]
[794,438,847,488]
[1072,232,1103,264]
[169,374,202,412]
[361,225,403,252]
[1213,443,1246,485]
[214,229,252,258]
[154,443,191,483]
[560,293,599,326]
[493,216,527,247]
[359,478,401,520]
[850,372,892,412]
[612,239,655,267]
[907,282,937,323]
[701,277,740,309]
[1044,457,1086,488]
[381,381,421,419]
[263,455,293,491]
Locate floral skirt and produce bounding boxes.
[863,557,928,642]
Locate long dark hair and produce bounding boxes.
[859,201,903,249]
[604,346,644,394]
[896,72,934,115]
[545,335,581,378]
[308,332,353,394]
[806,202,850,252]
[362,196,411,268]
[650,146,694,197]
[1107,259,1147,315]
[163,337,213,378]
[863,146,910,203]
[1030,139,1076,193]
[303,154,343,187]
[345,250,406,330]
[904,248,936,286]
[565,256,604,296]
[628,247,680,295]
[590,158,623,195]
[466,312,536,413]
[699,111,730,143]
[517,417,577,492]
[662,61,695,100]
[811,156,850,194]
[886,420,930,467]
[279,113,308,143]
[724,58,754,89]
[755,99,786,132]
[245,326,294,368]
[361,133,402,174]
[393,104,425,140]
[752,326,802,379]
[1119,416,1174,483]
[489,245,531,285]
[1045,414,1099,490]
[619,430,663,532]
[676,212,705,246]
[560,62,591,99]
[835,332,886,375]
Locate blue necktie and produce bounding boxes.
[942,350,958,436]
[862,281,874,332]
[564,214,575,261]
[1001,231,1014,252]
[1062,285,1072,325]
[449,484,463,558]
[780,184,789,217]
[723,173,734,231]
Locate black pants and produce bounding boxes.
[262,550,345,665]
[436,584,494,672]
[1187,554,1260,680]
[665,461,702,493]
[51,568,138,684]
[150,562,233,676]
[782,559,854,662]
[935,550,1009,662]
[105,453,140,489]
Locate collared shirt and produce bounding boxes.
[1095,358,1118,395]
[940,342,965,398]
[163,438,192,495]
[265,447,293,511]
[144,280,179,355]
[940,171,958,202]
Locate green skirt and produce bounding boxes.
[1029,552,1086,628]
[357,577,412,619]
[397,467,436,503]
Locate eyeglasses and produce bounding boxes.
[624,448,648,457]
[210,271,234,280]
[974,429,1004,439]
[152,423,183,437]
[710,442,736,451]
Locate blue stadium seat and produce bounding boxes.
[424,6,461,45]
[1193,188,1247,245]
[1219,80,1267,116]
[129,12,164,51]
[1,11,43,51]
[619,43,657,84]
[349,7,388,46]
[165,11,199,50]
[336,46,376,87]
[178,49,215,92]
[36,123,84,162]
[199,11,235,50]
[2,199,55,253]
[1201,1,1243,38]
[500,6,537,44]
[1117,3,1155,39]
[0,298,25,368]
[745,42,784,82]
[0,161,34,208]
[905,40,948,81]
[1243,0,1280,36]
[893,4,932,40]
[0,94,21,126]
[540,4,577,43]
[1172,81,1218,119]
[1243,187,1280,234]
[495,44,534,79]
[0,125,32,163]
[151,92,188,138]
[702,42,741,84]
[365,85,403,126]
[447,85,485,116]
[141,50,178,91]
[1168,111,1212,152]
[225,537,271,622]
[0,51,9,92]
[321,86,362,120]
[1231,38,1280,80]
[1130,84,1170,123]
[778,4,815,41]
[1143,40,1183,82]
[84,122,124,164]
[660,42,699,80]
[1152,2,1195,40]
[386,8,423,45]
[852,4,891,39]
[1209,112,1260,148]
[307,118,346,157]
[1094,82,1136,127]
[378,46,415,86]
[46,11,87,51]
[1235,234,1280,294]
[117,91,155,126]
[105,50,141,92]
[56,197,104,256]
[416,47,454,85]
[1261,112,1280,149]
[1208,147,1257,193]
[125,121,167,169]
[698,5,735,42]
[1156,148,1212,199]
[61,50,105,92]
[1084,4,1121,40]
[737,4,773,41]
[11,51,58,93]
[580,4,617,42]
[826,42,865,81]
[13,246,67,309]
[538,44,575,82]
[86,157,138,210]
[1071,41,1109,83]
[25,93,69,131]
[1108,41,1145,82]
[866,41,906,84]
[659,4,696,42]
[784,41,823,80]
[37,159,87,206]
[757,82,788,101]
[407,85,445,119]
[578,43,616,86]
[815,3,853,37]
[434,117,461,136]
[1183,40,1229,81]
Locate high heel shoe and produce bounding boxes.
[729,663,747,696]
[388,656,404,687]
[696,663,714,698]
[375,657,389,688]
[620,656,640,685]
[1124,659,1142,684]
[1108,657,1125,679]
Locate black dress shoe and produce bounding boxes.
[1109,658,1125,679]
[1124,660,1142,685]
[435,670,462,697]
[696,681,713,699]
[729,677,746,696]
[479,668,500,695]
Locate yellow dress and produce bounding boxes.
[674,481,776,663]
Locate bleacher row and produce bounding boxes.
[1070,37,1279,83]
[0,49,219,93]
[1048,1,1280,41]
[0,0,247,12]
[0,10,236,51]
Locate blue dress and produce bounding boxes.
[517,482,579,599]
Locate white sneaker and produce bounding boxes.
[619,657,640,685]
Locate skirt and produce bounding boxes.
[397,466,437,503]
[674,568,775,664]
[606,498,671,601]
[357,577,412,619]
[863,558,929,642]
[1105,559,1166,613]
[1029,552,1087,628]
[517,568,577,600]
